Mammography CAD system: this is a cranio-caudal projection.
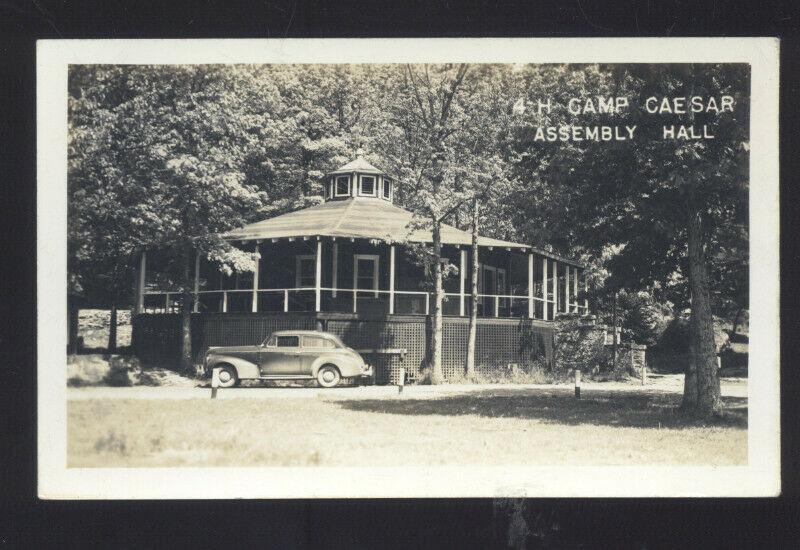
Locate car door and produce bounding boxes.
[259,335,302,375]
[300,335,336,375]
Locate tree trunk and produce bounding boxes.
[611,291,618,369]
[682,184,721,414]
[428,220,444,383]
[180,245,194,374]
[108,295,118,353]
[67,296,79,355]
[466,197,479,378]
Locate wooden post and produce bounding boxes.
[315,239,322,312]
[165,292,170,313]
[541,257,548,321]
[583,271,589,312]
[251,243,260,312]
[390,244,396,315]
[193,250,200,313]
[553,261,558,317]
[222,291,228,313]
[136,251,147,314]
[425,292,430,316]
[398,366,405,394]
[574,368,581,399]
[564,265,570,313]
[332,242,338,297]
[573,266,579,313]
[211,367,220,399]
[612,291,619,369]
[284,289,289,312]
[642,361,647,385]
[459,248,467,317]
[527,252,534,319]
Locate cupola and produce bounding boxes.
[325,157,393,203]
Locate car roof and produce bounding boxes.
[272,330,336,338]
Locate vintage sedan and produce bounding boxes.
[204,330,372,388]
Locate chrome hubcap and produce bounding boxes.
[322,370,335,383]
[219,371,231,383]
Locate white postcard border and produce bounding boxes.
[37,37,780,499]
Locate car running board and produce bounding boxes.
[256,374,315,380]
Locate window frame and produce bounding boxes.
[353,254,380,298]
[382,177,392,200]
[359,175,377,197]
[295,254,317,288]
[334,175,351,198]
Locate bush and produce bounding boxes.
[552,314,609,377]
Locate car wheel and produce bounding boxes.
[317,365,341,388]
[215,365,239,388]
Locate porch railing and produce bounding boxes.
[141,287,589,319]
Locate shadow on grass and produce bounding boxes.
[335,388,748,430]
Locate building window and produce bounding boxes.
[382,178,392,200]
[360,175,376,196]
[334,175,350,197]
[353,254,379,297]
[295,255,316,288]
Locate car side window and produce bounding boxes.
[264,336,277,347]
[276,336,299,347]
[302,336,335,348]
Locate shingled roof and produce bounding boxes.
[327,158,386,176]
[223,197,584,267]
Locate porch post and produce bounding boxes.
[565,265,570,313]
[315,239,322,312]
[541,257,548,321]
[251,242,260,313]
[136,251,147,314]
[573,266,579,313]
[332,241,338,297]
[193,250,200,313]
[553,261,558,317]
[459,248,466,316]
[389,244,396,315]
[527,252,534,319]
[583,270,589,312]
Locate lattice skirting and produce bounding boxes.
[132,313,554,384]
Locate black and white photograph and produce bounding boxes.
[36,38,780,498]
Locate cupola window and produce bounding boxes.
[359,175,376,197]
[382,178,392,200]
[334,175,350,197]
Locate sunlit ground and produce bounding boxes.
[68,386,746,467]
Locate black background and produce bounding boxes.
[1,1,798,548]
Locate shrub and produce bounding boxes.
[552,314,609,377]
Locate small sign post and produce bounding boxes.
[574,368,581,399]
[398,367,405,394]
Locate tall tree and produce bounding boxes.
[505,64,749,414]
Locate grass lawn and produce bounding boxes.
[68,387,747,467]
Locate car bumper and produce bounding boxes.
[359,364,373,377]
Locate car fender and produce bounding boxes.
[208,356,259,380]
[311,353,361,378]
